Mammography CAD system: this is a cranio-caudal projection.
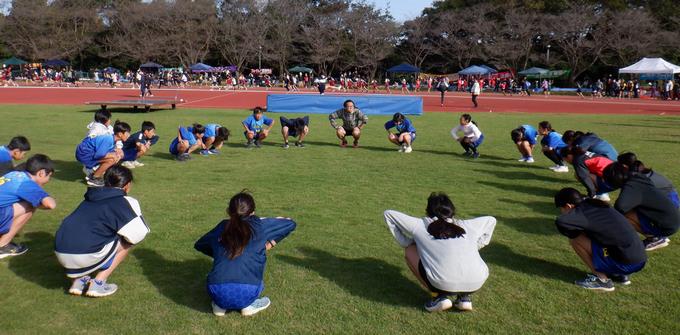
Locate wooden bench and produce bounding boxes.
[85,99,181,112]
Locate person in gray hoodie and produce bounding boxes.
[384,192,496,312]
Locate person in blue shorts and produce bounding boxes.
[76,121,131,187]
[242,107,274,148]
[385,112,416,153]
[603,162,680,251]
[121,121,159,169]
[194,191,296,316]
[0,136,31,176]
[562,131,618,160]
[451,114,484,158]
[55,165,149,297]
[0,154,57,258]
[538,121,569,173]
[280,116,309,148]
[201,124,230,155]
[510,124,538,163]
[554,187,646,291]
[169,123,205,161]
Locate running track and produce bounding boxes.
[0,86,679,115]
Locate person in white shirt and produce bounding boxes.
[384,192,496,312]
[471,78,481,107]
[450,114,484,158]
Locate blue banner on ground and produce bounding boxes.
[266,94,423,115]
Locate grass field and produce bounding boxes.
[0,104,678,334]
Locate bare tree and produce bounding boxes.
[215,0,268,71]
[165,0,218,67]
[599,8,660,66]
[399,16,435,69]
[345,2,398,79]
[263,0,308,75]
[300,0,350,75]
[485,6,543,71]
[429,4,490,70]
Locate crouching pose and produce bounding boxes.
[451,114,483,158]
[384,112,416,153]
[194,191,296,316]
[55,166,149,297]
[121,121,159,168]
[280,116,309,148]
[201,124,230,155]
[554,187,646,291]
[384,193,496,312]
[510,125,538,163]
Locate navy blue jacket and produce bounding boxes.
[194,216,296,285]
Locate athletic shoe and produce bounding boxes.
[241,297,271,316]
[121,161,136,169]
[209,149,220,154]
[340,140,348,148]
[175,154,188,162]
[295,141,305,148]
[133,160,145,167]
[85,279,118,297]
[471,152,479,159]
[403,145,413,153]
[353,140,359,148]
[398,145,405,153]
[245,141,255,149]
[643,236,670,251]
[254,141,262,148]
[282,143,289,149]
[69,276,91,296]
[463,151,472,156]
[86,178,105,187]
[454,294,473,311]
[609,274,631,286]
[574,274,615,291]
[548,165,559,170]
[199,150,211,156]
[424,294,453,312]
[525,157,535,163]
[212,301,227,316]
[518,157,527,162]
[0,242,29,259]
[553,165,569,173]
[594,193,611,202]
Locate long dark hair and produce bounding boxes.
[220,191,256,259]
[461,113,477,126]
[602,162,630,189]
[617,152,651,174]
[554,187,609,208]
[425,192,466,239]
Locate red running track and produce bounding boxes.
[0,86,679,115]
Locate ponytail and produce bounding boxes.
[425,192,466,239]
[220,191,256,259]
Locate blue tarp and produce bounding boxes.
[479,65,497,73]
[266,94,423,115]
[190,63,214,72]
[386,63,420,73]
[458,65,490,75]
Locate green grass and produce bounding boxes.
[0,104,679,334]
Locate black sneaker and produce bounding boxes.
[463,151,472,156]
[295,141,305,148]
[282,143,289,149]
[254,141,262,148]
[575,274,615,291]
[86,177,105,187]
[643,236,669,251]
[0,242,29,259]
[245,141,254,149]
[609,274,631,286]
[471,152,480,159]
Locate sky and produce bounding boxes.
[371,0,434,22]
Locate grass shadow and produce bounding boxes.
[481,242,583,283]
[497,198,556,216]
[277,247,423,308]
[473,168,568,184]
[356,145,397,153]
[477,180,557,197]
[7,232,65,290]
[494,215,556,235]
[134,248,212,313]
[51,159,86,182]
[148,151,178,161]
[645,139,679,145]
[302,140,350,148]
[467,159,545,170]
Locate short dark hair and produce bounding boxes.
[510,127,524,143]
[24,154,54,175]
[538,121,553,131]
[602,162,628,189]
[7,136,30,151]
[253,106,265,114]
[215,127,230,142]
[141,121,155,132]
[392,112,405,123]
[192,123,205,134]
[554,187,609,208]
[113,120,131,134]
[104,165,133,188]
[94,110,112,124]
[343,99,355,108]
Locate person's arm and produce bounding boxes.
[384,120,395,133]
[260,217,297,244]
[575,158,597,197]
[329,111,340,129]
[358,111,368,129]
[39,196,56,210]
[242,121,251,133]
[471,124,482,140]
[450,125,462,140]
[194,221,224,258]
[461,216,496,250]
[383,210,419,248]
[117,196,150,245]
[614,185,641,214]
[264,117,275,130]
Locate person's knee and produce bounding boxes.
[388,133,397,141]
[282,126,289,135]
[336,129,346,137]
[352,128,361,137]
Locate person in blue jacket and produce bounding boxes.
[75,121,130,187]
[538,121,569,173]
[510,124,538,163]
[0,136,31,176]
[201,123,230,155]
[169,124,205,161]
[562,131,618,161]
[384,112,416,153]
[194,191,296,317]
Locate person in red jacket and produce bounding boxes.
[560,146,615,201]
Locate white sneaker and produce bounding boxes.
[553,165,569,173]
[594,193,611,202]
[403,145,413,153]
[424,295,453,312]
[121,161,136,169]
[398,144,405,153]
[454,295,473,311]
[212,301,226,316]
[133,160,144,167]
[518,157,527,162]
[525,157,535,163]
[241,297,271,316]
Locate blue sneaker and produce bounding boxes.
[424,294,452,312]
[209,149,220,154]
[471,152,479,159]
[199,150,211,156]
[241,297,271,316]
[609,274,631,286]
[575,274,614,291]
[644,236,669,251]
[85,279,118,297]
[69,276,91,296]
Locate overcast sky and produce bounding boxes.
[371,0,433,22]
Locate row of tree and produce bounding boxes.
[1,0,678,82]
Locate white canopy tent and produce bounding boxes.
[619,57,680,74]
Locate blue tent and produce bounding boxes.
[518,67,549,76]
[458,65,491,76]
[102,66,119,73]
[190,63,214,73]
[479,65,497,74]
[387,63,420,73]
[140,62,163,69]
[44,59,70,67]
